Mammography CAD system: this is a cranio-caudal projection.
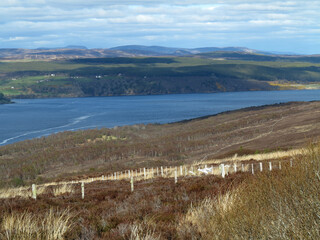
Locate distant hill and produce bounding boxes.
[0,45,307,60]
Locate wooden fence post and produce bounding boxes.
[174,170,178,184]
[279,162,282,170]
[251,164,254,175]
[241,164,244,172]
[130,176,134,192]
[221,164,225,178]
[161,166,164,177]
[180,166,183,176]
[81,182,84,200]
[32,184,37,200]
[234,163,237,173]
[144,168,146,180]
[165,166,168,175]
[269,162,272,171]
[290,159,293,167]
[259,162,263,172]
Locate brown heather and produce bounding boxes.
[0,142,318,239]
[178,142,320,239]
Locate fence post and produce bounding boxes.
[241,164,244,172]
[130,176,134,192]
[269,162,272,171]
[81,182,84,200]
[259,162,263,172]
[279,162,282,170]
[161,166,164,177]
[180,166,183,176]
[32,184,37,200]
[251,164,254,175]
[290,159,293,167]
[221,164,225,178]
[165,166,168,175]
[234,163,237,173]
[102,175,105,181]
[144,168,146,180]
[174,170,178,184]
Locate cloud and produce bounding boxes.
[0,0,319,53]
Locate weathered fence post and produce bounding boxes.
[221,164,225,178]
[32,184,37,200]
[234,163,237,173]
[161,166,164,177]
[174,170,178,184]
[165,166,168,175]
[259,162,263,172]
[81,182,84,199]
[251,164,254,175]
[269,162,272,171]
[279,162,282,170]
[130,176,134,192]
[241,164,244,172]
[180,166,183,176]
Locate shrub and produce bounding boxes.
[178,142,320,239]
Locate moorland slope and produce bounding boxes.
[0,101,319,187]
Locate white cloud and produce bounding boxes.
[0,0,319,53]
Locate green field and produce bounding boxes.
[1,55,320,98]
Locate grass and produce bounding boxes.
[0,142,318,239]
[0,208,73,240]
[178,142,320,239]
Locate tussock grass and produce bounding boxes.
[0,208,73,240]
[178,143,320,239]
[0,185,47,199]
[52,184,74,197]
[128,223,161,240]
[202,148,303,165]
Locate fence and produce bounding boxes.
[8,158,294,200]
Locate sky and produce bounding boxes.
[0,0,319,54]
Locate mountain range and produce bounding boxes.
[0,45,304,60]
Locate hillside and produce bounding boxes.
[0,46,278,59]
[0,92,12,104]
[0,102,319,239]
[1,55,320,99]
[0,101,319,187]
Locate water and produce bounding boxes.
[0,89,319,146]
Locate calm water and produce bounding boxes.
[1,90,320,146]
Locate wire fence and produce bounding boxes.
[0,158,294,200]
